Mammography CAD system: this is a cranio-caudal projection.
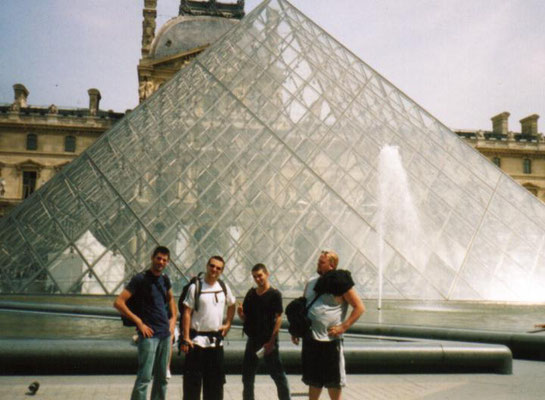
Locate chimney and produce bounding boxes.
[13,83,29,108]
[88,88,101,116]
[142,0,157,57]
[491,112,510,135]
[520,114,539,136]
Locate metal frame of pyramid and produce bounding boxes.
[2,0,545,301]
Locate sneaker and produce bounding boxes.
[131,334,139,346]
[166,369,171,380]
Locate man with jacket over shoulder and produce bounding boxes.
[292,250,365,400]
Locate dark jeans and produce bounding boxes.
[242,336,291,400]
[183,345,225,400]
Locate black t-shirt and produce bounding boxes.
[242,287,283,345]
[126,270,171,339]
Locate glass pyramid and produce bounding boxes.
[2,0,545,302]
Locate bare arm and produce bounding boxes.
[182,305,192,342]
[114,289,154,338]
[181,305,193,353]
[167,289,177,336]
[271,313,282,340]
[328,288,365,337]
[237,301,245,322]
[221,304,236,337]
[264,313,282,354]
[238,290,251,322]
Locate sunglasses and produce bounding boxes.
[207,263,223,271]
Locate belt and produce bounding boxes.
[189,329,224,346]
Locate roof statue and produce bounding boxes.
[2,0,545,303]
[179,0,245,19]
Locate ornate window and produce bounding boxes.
[15,160,44,199]
[523,159,532,174]
[22,171,37,198]
[65,136,76,152]
[26,133,37,151]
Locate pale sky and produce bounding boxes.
[1,0,544,131]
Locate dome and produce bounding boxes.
[150,15,239,59]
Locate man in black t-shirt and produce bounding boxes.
[237,264,291,400]
[114,246,177,400]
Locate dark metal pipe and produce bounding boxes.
[0,338,512,375]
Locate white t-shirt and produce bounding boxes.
[183,280,236,348]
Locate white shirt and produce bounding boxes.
[183,280,235,348]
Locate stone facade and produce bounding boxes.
[137,0,244,102]
[455,112,544,201]
[0,84,124,217]
[1,1,245,219]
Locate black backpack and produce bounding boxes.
[178,273,227,333]
[285,293,321,338]
[121,272,171,327]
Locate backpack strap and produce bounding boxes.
[302,280,322,313]
[193,273,203,312]
[304,293,322,314]
[218,279,227,297]
[151,275,168,303]
[195,278,227,308]
[134,271,153,305]
[132,272,144,295]
[186,274,227,313]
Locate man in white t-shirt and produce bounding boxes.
[180,255,236,400]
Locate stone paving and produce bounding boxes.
[2,360,545,400]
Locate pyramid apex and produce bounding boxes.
[179,0,245,19]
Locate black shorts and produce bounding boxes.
[302,335,345,389]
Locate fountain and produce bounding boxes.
[377,145,427,309]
